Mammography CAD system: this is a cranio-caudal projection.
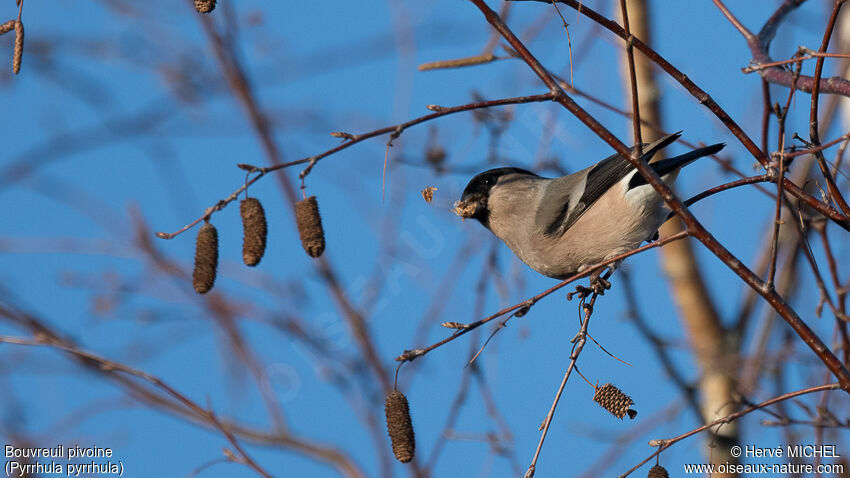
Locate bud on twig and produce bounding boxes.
[330,131,355,141]
[240,198,267,267]
[192,222,219,294]
[237,163,260,172]
[194,0,216,14]
[385,391,415,463]
[295,196,325,258]
[593,383,637,419]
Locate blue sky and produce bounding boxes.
[1,1,848,477]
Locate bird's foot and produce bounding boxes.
[568,268,613,300]
[589,272,611,295]
[567,284,594,301]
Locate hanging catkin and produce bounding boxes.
[240,198,267,267]
[384,391,415,463]
[295,196,325,258]
[12,20,23,74]
[192,222,219,294]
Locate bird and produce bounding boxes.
[453,132,724,294]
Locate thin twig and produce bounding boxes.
[783,132,850,159]
[396,231,691,364]
[809,0,850,216]
[783,195,846,322]
[418,52,499,71]
[711,0,753,39]
[742,51,850,73]
[618,0,642,148]
[618,383,841,477]
[154,93,555,239]
[766,65,800,291]
[504,0,850,390]
[524,293,599,478]
[713,0,850,97]
[0,335,273,478]
[548,0,575,87]
[681,174,773,210]
[511,0,850,231]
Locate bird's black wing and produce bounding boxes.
[627,142,725,189]
[541,132,682,237]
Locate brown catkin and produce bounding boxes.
[194,0,216,13]
[593,383,636,419]
[295,196,325,258]
[240,198,267,267]
[648,464,669,478]
[192,222,219,294]
[12,20,23,74]
[385,391,415,463]
[0,20,14,36]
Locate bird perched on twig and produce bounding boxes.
[454,132,724,296]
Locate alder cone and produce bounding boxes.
[648,464,669,478]
[593,383,635,419]
[240,198,267,267]
[384,391,415,463]
[295,196,325,258]
[192,222,219,294]
[194,0,216,13]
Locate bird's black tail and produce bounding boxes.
[628,142,725,189]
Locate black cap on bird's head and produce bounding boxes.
[455,167,536,227]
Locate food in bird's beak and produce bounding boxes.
[453,197,484,220]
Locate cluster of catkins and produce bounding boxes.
[192,196,326,294]
[3,0,214,74]
[193,194,420,464]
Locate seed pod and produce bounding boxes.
[0,20,14,36]
[194,0,216,13]
[192,222,219,294]
[648,464,669,478]
[12,20,23,74]
[421,187,437,204]
[295,196,325,258]
[240,198,267,267]
[593,383,636,420]
[385,391,415,463]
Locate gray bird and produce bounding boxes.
[454,132,724,292]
